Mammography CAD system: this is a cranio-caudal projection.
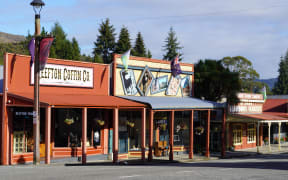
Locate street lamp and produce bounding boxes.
[30,0,45,165]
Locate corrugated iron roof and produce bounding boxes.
[228,113,288,122]
[119,96,225,110]
[267,95,288,99]
[263,99,288,113]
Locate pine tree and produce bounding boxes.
[49,22,69,59]
[147,50,152,58]
[41,27,48,36]
[71,37,81,60]
[273,52,288,94]
[48,22,81,60]
[162,27,183,61]
[93,18,116,64]
[132,32,146,57]
[115,26,131,54]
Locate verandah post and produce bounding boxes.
[206,110,210,158]
[169,110,175,161]
[141,108,146,161]
[148,110,154,161]
[45,106,51,164]
[82,107,87,164]
[189,110,194,159]
[113,108,119,163]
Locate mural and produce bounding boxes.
[151,75,168,95]
[137,66,153,96]
[120,69,138,95]
[180,76,191,96]
[166,75,181,96]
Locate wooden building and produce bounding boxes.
[0,53,226,165]
[227,93,288,151]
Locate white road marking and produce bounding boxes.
[119,175,141,179]
[218,168,233,171]
[176,171,194,173]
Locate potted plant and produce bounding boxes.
[195,126,204,135]
[96,119,105,126]
[264,137,269,145]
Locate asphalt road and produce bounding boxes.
[1,153,288,180]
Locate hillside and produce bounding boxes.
[0,32,25,43]
[0,32,29,64]
[256,78,277,90]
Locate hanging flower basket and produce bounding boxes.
[126,120,135,128]
[96,119,105,126]
[180,123,188,130]
[195,126,204,135]
[160,124,167,131]
[64,118,74,125]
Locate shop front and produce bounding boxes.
[1,53,227,165]
[112,55,226,161]
[227,93,288,151]
[1,53,146,165]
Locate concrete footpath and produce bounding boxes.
[12,143,288,166]
[224,143,288,159]
[63,144,288,166]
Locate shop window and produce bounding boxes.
[87,109,103,147]
[233,125,242,145]
[174,111,190,147]
[210,110,223,122]
[13,131,27,153]
[54,108,82,148]
[154,112,170,156]
[118,111,141,152]
[247,123,256,143]
[12,108,34,153]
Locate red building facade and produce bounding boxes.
[1,53,226,165]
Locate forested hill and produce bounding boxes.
[256,78,277,90]
[0,32,29,64]
[0,32,25,43]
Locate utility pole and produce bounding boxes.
[30,0,45,165]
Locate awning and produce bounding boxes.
[119,96,225,110]
[7,92,146,108]
[228,113,288,123]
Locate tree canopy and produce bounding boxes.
[93,18,116,64]
[131,32,147,57]
[273,52,288,94]
[194,59,240,104]
[115,26,131,54]
[49,22,81,61]
[221,56,259,92]
[162,27,182,61]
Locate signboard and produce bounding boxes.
[31,63,93,88]
[238,93,264,102]
[229,93,264,114]
[229,105,262,114]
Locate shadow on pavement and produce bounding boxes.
[65,152,288,171]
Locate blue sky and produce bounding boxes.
[1,0,288,79]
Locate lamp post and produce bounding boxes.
[30,0,45,165]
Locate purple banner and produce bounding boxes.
[39,37,54,70]
[171,55,182,77]
[28,37,35,66]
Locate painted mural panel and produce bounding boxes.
[166,76,181,96]
[114,55,193,97]
[120,69,138,95]
[181,76,192,96]
[151,75,168,95]
[136,66,153,96]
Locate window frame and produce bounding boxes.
[232,124,242,145]
[247,123,256,144]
